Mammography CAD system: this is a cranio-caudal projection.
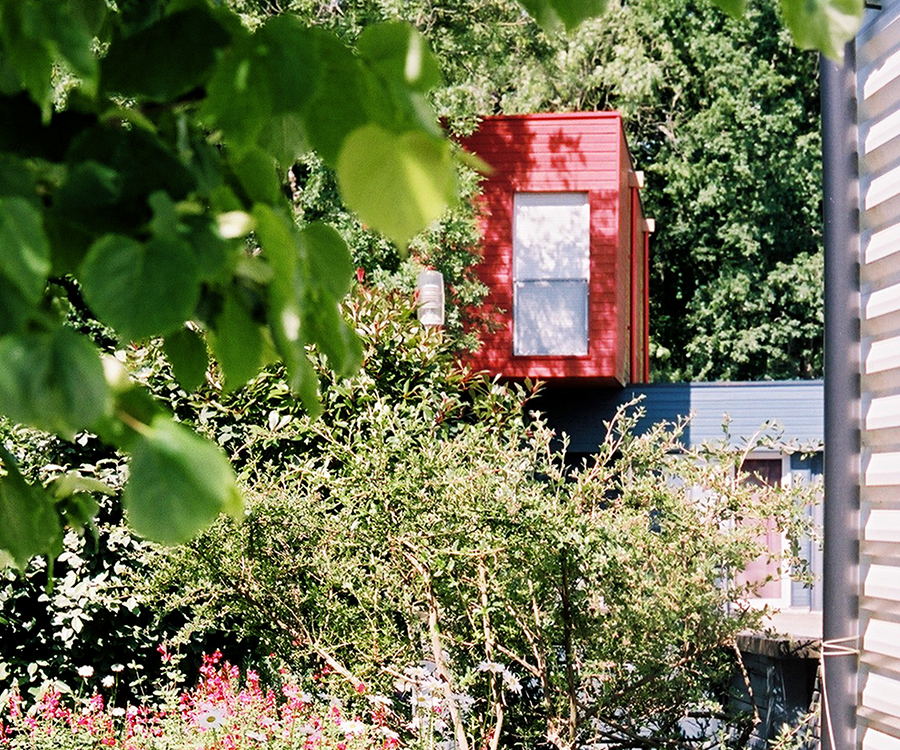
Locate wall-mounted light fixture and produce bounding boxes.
[417,269,445,327]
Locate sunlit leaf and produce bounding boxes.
[357,23,442,92]
[302,29,373,166]
[253,204,322,416]
[778,0,862,60]
[299,223,362,377]
[337,125,456,247]
[231,147,280,205]
[302,222,354,301]
[709,0,748,18]
[201,15,319,150]
[516,0,608,32]
[123,417,242,546]
[257,112,309,168]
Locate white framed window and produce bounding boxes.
[733,455,793,609]
[512,192,590,356]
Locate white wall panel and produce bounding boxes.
[858,1,900,744]
[863,727,900,750]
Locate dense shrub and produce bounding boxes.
[141,285,818,750]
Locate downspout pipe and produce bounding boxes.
[821,42,861,750]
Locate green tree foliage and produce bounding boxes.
[613,1,825,380]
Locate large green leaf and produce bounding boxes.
[778,0,863,60]
[0,446,62,570]
[68,0,107,36]
[185,216,233,282]
[257,16,321,115]
[303,222,354,301]
[0,154,38,205]
[357,23,442,92]
[123,417,242,546]
[100,7,232,102]
[302,29,374,166]
[303,298,363,379]
[516,0,609,32]
[80,234,200,341]
[0,327,110,441]
[0,196,50,304]
[0,275,30,336]
[0,4,51,112]
[299,223,362,377]
[37,0,98,88]
[67,125,195,204]
[231,147,280,205]
[337,125,456,247]
[709,0,748,18]
[257,113,309,169]
[200,16,320,151]
[163,327,209,393]
[253,205,322,416]
[212,291,264,392]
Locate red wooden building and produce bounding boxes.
[463,112,652,385]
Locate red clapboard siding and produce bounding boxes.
[462,112,650,385]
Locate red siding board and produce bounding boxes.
[464,112,648,385]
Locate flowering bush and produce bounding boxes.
[0,652,401,750]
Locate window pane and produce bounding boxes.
[514,280,588,356]
[513,193,590,281]
[735,458,784,601]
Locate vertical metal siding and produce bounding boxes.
[857,1,900,743]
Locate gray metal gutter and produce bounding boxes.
[821,43,861,750]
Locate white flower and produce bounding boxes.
[340,719,367,736]
[101,676,115,688]
[196,707,226,731]
[501,670,522,694]
[246,730,267,741]
[77,666,94,679]
[111,707,126,717]
[111,664,124,673]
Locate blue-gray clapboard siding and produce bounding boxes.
[533,381,824,453]
[534,381,825,611]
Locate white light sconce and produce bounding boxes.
[417,269,445,327]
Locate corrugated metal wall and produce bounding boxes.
[856,1,900,745]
